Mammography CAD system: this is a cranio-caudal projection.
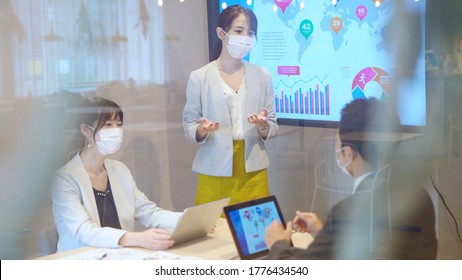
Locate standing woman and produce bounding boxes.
[183,5,278,206]
[52,97,182,252]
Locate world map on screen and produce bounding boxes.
[218,0,426,126]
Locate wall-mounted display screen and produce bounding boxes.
[207,0,427,129]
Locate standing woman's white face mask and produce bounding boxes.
[87,119,123,156]
[224,32,255,59]
[218,13,256,59]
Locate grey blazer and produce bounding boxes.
[183,61,278,176]
[51,154,182,252]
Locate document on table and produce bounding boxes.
[60,248,201,260]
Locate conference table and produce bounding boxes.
[36,218,313,260]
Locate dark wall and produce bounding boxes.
[426,0,462,53]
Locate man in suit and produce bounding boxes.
[265,98,437,259]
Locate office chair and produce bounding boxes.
[38,227,58,256]
[355,163,393,253]
[310,140,355,231]
[448,114,462,161]
[310,140,393,253]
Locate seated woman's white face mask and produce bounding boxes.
[88,126,124,155]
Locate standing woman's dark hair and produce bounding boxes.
[211,5,258,61]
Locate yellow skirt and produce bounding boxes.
[195,140,269,206]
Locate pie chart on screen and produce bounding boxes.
[351,66,392,101]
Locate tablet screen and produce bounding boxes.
[224,195,286,260]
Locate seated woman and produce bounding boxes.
[52,97,182,252]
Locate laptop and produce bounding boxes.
[168,197,231,245]
[223,195,288,260]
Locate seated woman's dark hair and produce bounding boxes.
[77,97,124,134]
[66,97,123,158]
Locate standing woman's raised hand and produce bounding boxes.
[196,117,220,141]
[247,108,269,131]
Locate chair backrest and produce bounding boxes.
[314,140,355,193]
[38,227,58,256]
[369,163,392,191]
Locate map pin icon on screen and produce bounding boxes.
[300,19,313,40]
[356,5,367,21]
[274,0,292,13]
[330,17,343,34]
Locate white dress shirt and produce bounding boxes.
[353,171,373,193]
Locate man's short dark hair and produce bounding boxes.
[339,98,401,168]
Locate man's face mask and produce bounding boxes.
[336,146,352,177]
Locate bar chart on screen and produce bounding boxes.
[275,83,331,116]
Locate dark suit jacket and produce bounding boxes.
[268,175,438,260]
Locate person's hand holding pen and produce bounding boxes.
[292,211,323,238]
[264,211,325,249]
[196,117,219,141]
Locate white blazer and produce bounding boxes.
[51,154,182,252]
[183,61,278,176]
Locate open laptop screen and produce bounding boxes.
[223,195,286,260]
[168,197,230,245]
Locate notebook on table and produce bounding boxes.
[168,197,231,245]
[223,195,288,260]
